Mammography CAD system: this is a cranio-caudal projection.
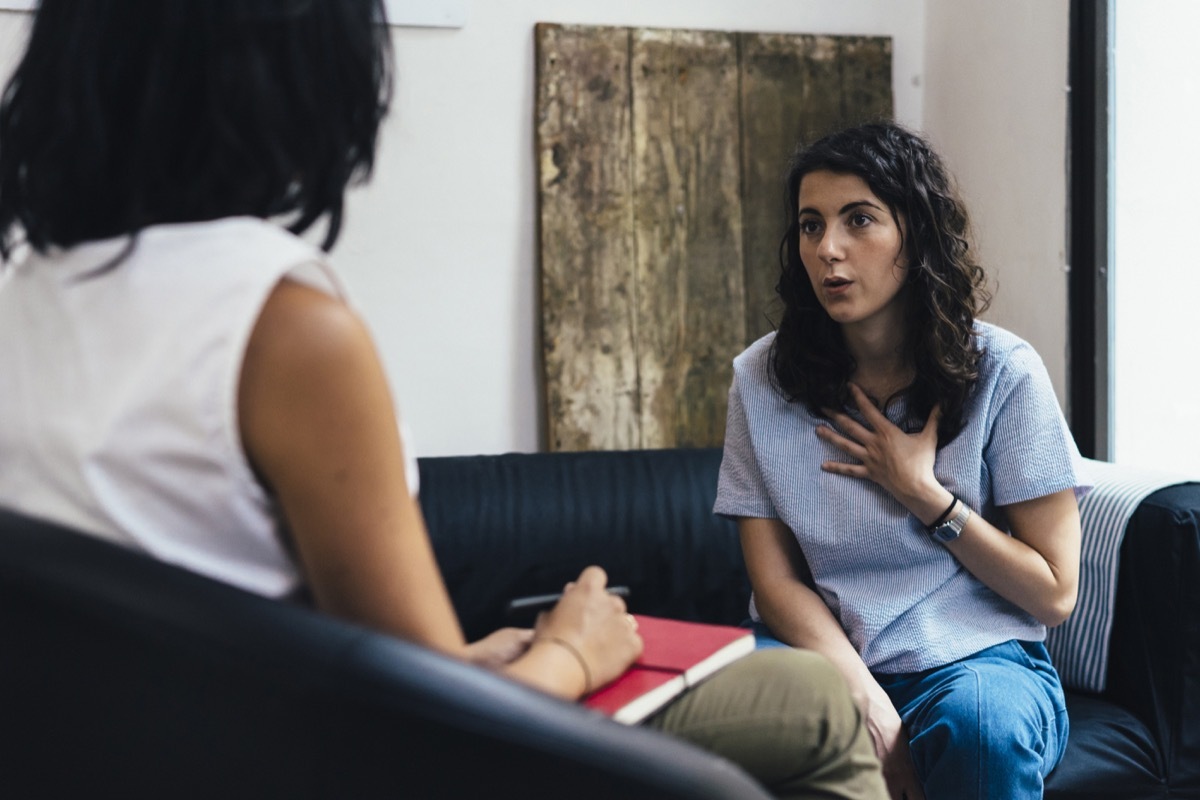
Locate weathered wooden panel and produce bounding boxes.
[739,34,893,344]
[535,23,639,451]
[839,36,894,126]
[631,29,745,448]
[536,24,892,451]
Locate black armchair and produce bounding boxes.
[0,507,769,799]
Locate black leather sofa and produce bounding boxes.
[2,447,1197,798]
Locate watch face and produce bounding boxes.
[931,502,971,543]
[931,523,961,543]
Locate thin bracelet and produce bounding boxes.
[927,494,959,531]
[537,636,593,694]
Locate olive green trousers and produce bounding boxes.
[645,648,887,800]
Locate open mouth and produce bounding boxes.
[824,277,852,288]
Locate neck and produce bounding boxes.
[841,318,912,402]
[843,322,907,370]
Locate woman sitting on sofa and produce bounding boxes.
[0,2,884,798]
[716,122,1089,800]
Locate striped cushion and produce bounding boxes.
[1045,458,1194,692]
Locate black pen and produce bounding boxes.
[505,585,630,617]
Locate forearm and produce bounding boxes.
[941,513,1077,625]
[756,580,882,712]
[756,576,906,774]
[502,639,590,701]
[740,515,910,778]
[740,516,887,710]
[897,481,1080,627]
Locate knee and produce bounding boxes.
[749,648,846,699]
[912,683,986,757]
[910,672,1044,766]
[746,649,864,751]
[906,672,1057,798]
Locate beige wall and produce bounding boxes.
[0,1,1071,455]
[923,0,1071,404]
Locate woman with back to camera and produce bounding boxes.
[0,1,887,797]
[715,121,1089,800]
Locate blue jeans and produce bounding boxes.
[752,626,1069,800]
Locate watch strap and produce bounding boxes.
[930,499,971,543]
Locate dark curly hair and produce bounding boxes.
[0,0,392,259]
[771,121,991,444]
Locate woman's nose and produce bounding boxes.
[817,227,843,262]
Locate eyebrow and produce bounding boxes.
[798,200,887,217]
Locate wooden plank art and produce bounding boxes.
[536,25,639,451]
[536,23,892,451]
[630,28,745,451]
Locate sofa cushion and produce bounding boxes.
[1045,693,1166,799]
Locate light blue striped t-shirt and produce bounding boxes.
[715,322,1091,674]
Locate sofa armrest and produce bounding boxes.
[1103,483,1200,792]
[0,507,772,800]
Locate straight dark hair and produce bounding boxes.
[772,121,991,445]
[0,0,392,258]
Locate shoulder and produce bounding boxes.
[968,323,1064,436]
[140,216,313,248]
[245,279,373,385]
[729,332,797,425]
[732,332,776,379]
[975,320,1032,358]
[27,217,336,297]
[137,217,346,303]
[158,215,319,259]
[239,278,391,485]
[974,321,1047,381]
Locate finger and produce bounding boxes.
[922,403,941,437]
[848,383,902,431]
[816,425,868,461]
[576,565,608,588]
[823,407,875,442]
[821,460,869,479]
[848,383,885,420]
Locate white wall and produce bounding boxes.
[923,0,1071,405]
[0,1,1073,456]
[351,0,926,455]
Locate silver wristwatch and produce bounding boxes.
[930,500,971,543]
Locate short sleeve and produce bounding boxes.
[984,344,1087,506]
[714,380,777,520]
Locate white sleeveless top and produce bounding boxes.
[0,216,412,598]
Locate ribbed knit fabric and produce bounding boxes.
[715,322,1091,673]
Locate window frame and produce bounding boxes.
[1067,0,1112,460]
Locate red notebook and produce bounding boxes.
[583,615,755,724]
